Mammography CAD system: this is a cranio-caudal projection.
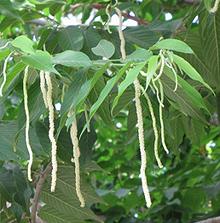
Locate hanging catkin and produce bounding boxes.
[210,0,220,13]
[115,5,151,207]
[45,72,58,192]
[134,79,152,208]
[115,7,126,60]
[39,71,48,108]
[141,86,163,169]
[158,80,169,154]
[70,113,85,207]
[0,52,13,96]
[23,66,33,181]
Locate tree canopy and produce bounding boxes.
[0,0,220,222]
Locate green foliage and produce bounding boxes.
[0,0,219,222]
[39,166,102,223]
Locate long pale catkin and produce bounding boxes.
[45,72,58,192]
[210,0,220,13]
[0,52,12,96]
[70,114,85,207]
[158,80,169,154]
[141,87,163,169]
[23,66,33,181]
[115,7,126,60]
[39,71,48,108]
[134,79,152,208]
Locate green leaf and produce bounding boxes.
[145,55,159,90]
[21,50,58,74]
[57,26,84,51]
[92,39,115,59]
[0,49,10,62]
[90,63,130,119]
[0,122,19,161]
[164,66,209,113]
[183,10,220,89]
[61,69,87,114]
[0,0,21,19]
[39,166,102,223]
[173,54,214,93]
[3,62,26,94]
[151,39,194,54]
[53,50,92,68]
[58,64,110,137]
[161,70,206,122]
[11,35,35,54]
[112,62,146,112]
[0,163,32,212]
[182,188,206,211]
[124,48,152,62]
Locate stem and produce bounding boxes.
[31,163,52,223]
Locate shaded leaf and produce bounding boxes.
[39,166,102,223]
[21,50,58,74]
[92,39,115,59]
[53,50,92,68]
[11,35,35,54]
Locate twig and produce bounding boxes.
[70,3,148,25]
[31,163,52,223]
[195,216,220,223]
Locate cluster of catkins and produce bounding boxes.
[23,68,85,207]
[0,0,219,209]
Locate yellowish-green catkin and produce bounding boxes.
[165,60,178,92]
[210,0,220,13]
[105,3,112,33]
[154,52,165,81]
[158,80,169,154]
[45,72,58,192]
[39,71,48,108]
[152,80,164,108]
[115,7,126,60]
[23,66,33,182]
[141,86,163,168]
[0,52,12,97]
[115,2,152,208]
[70,113,85,207]
[134,79,152,208]
[0,42,9,50]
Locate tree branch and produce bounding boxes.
[70,3,148,25]
[195,216,220,223]
[31,163,52,223]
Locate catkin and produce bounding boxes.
[105,4,112,33]
[115,7,126,60]
[154,52,165,81]
[0,42,9,50]
[134,79,152,208]
[158,80,169,154]
[39,71,48,108]
[210,0,220,13]
[165,60,178,92]
[0,52,12,96]
[70,113,85,207]
[141,87,163,169]
[152,80,164,108]
[45,72,58,192]
[23,66,33,181]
